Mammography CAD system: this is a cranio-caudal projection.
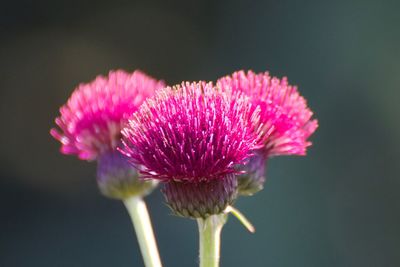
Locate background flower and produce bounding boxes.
[218,70,318,157]
[218,70,318,195]
[50,70,165,160]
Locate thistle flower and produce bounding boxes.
[120,81,260,218]
[217,70,318,195]
[51,70,165,199]
[51,70,165,161]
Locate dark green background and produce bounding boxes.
[1,0,399,266]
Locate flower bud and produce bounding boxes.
[97,150,157,199]
[237,153,267,196]
[162,174,237,219]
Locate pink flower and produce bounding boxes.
[51,70,166,161]
[120,81,261,217]
[217,70,318,157]
[218,70,318,196]
[120,81,260,183]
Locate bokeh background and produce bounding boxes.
[1,0,399,266]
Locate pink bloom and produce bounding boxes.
[120,81,260,183]
[51,70,165,160]
[217,70,318,157]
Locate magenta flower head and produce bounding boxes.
[51,70,165,199]
[217,70,318,195]
[120,81,260,218]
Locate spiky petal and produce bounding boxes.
[51,70,166,161]
[120,81,260,183]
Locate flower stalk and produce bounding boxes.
[123,196,162,267]
[197,214,227,267]
[225,205,255,233]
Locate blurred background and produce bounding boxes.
[1,0,399,266]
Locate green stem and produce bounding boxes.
[225,205,255,233]
[197,214,227,267]
[123,196,162,267]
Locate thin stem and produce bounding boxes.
[197,214,227,267]
[123,196,162,267]
[225,205,255,233]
